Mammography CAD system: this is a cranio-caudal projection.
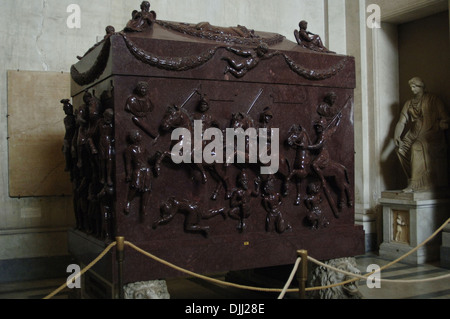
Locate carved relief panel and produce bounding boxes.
[66,2,364,281]
[392,210,410,244]
[109,76,356,243]
[66,77,356,242]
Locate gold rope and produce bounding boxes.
[308,255,450,283]
[43,217,450,298]
[124,241,293,293]
[278,257,302,299]
[42,241,117,299]
[305,217,450,291]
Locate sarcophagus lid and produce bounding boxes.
[71,8,355,95]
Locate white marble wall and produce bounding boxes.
[0,0,132,261]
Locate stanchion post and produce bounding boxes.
[297,249,308,299]
[116,236,125,299]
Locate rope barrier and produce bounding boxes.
[375,217,450,272]
[305,217,450,291]
[42,217,450,299]
[124,241,290,293]
[277,257,301,299]
[43,241,117,299]
[308,255,450,284]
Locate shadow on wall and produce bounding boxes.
[379,102,407,191]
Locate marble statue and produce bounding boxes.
[394,77,449,192]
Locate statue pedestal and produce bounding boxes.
[379,189,450,264]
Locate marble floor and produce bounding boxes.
[0,253,449,299]
[354,254,450,299]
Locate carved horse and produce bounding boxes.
[310,148,353,217]
[308,116,353,217]
[227,112,291,196]
[286,121,353,217]
[156,105,232,200]
[286,124,312,205]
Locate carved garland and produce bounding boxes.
[70,32,349,86]
[121,33,349,81]
[282,54,349,81]
[71,38,111,86]
[121,33,222,71]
